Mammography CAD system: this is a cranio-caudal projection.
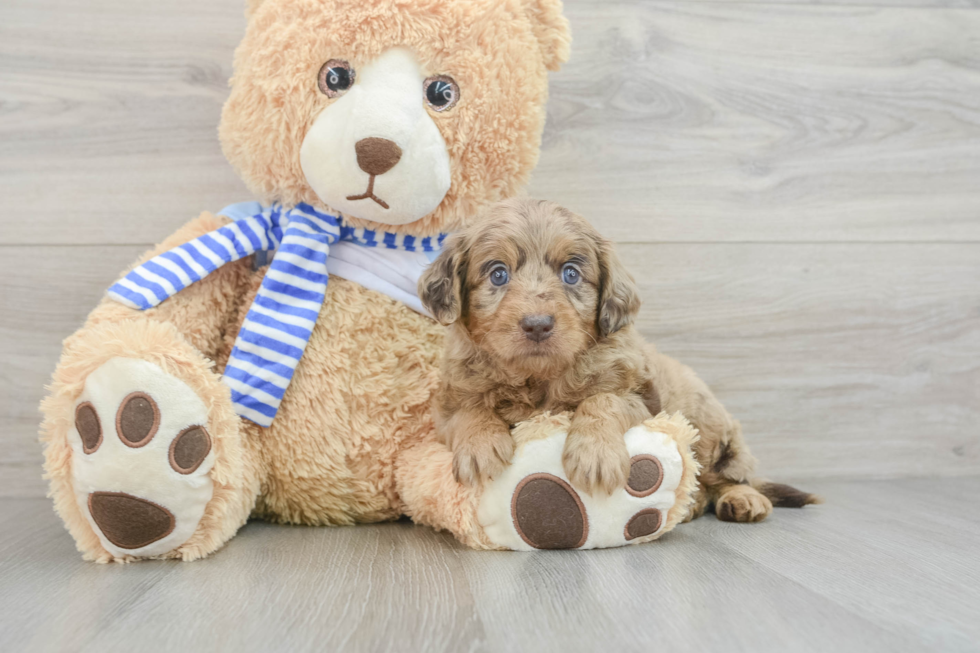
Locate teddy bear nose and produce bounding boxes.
[355,137,403,176]
[521,314,555,342]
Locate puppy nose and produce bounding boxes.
[521,314,555,342]
[355,137,402,176]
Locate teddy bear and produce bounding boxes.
[39,0,700,561]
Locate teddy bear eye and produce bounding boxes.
[318,59,355,98]
[423,75,460,112]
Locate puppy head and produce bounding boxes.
[419,198,640,378]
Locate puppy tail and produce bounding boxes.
[751,479,823,508]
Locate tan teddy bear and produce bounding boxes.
[39,0,700,561]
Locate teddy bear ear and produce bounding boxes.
[522,0,572,72]
[245,0,266,19]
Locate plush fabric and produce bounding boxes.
[39,0,697,561]
[477,412,699,550]
[300,47,454,225]
[108,201,448,426]
[220,0,570,235]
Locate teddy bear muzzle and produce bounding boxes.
[300,47,452,226]
[345,137,405,210]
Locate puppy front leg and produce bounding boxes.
[440,407,515,487]
[563,393,647,495]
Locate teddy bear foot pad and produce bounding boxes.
[477,418,689,551]
[69,357,215,559]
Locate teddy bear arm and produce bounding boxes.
[394,433,497,549]
[38,210,267,562]
[101,212,260,359]
[71,211,258,363]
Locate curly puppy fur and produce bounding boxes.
[419,198,819,522]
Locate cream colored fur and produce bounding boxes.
[41,0,579,560]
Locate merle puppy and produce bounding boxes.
[419,198,817,522]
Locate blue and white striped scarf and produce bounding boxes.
[108,202,448,427]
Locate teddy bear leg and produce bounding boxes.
[394,433,495,549]
[475,412,700,551]
[39,211,266,561]
[396,413,700,551]
[40,316,263,562]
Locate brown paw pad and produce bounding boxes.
[511,473,588,549]
[88,491,175,549]
[169,426,211,474]
[716,499,737,522]
[115,392,160,448]
[626,454,663,497]
[75,402,102,454]
[625,508,663,541]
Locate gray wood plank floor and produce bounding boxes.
[2,477,977,653]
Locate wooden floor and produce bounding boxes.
[1,477,977,653]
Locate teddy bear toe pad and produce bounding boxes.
[478,422,686,551]
[88,492,176,550]
[69,358,214,558]
[511,474,589,549]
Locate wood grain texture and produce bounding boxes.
[1,477,978,652]
[0,0,249,247]
[1,1,979,244]
[2,242,977,497]
[0,246,146,498]
[627,242,980,480]
[533,1,980,242]
[1,2,978,650]
[1,2,979,494]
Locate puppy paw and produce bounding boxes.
[715,485,773,523]
[452,430,515,486]
[561,432,631,495]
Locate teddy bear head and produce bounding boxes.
[219,0,570,235]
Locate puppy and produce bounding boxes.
[419,198,818,522]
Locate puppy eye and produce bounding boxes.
[318,59,355,98]
[424,75,460,111]
[561,264,581,285]
[489,265,509,287]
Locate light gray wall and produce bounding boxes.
[2,0,978,497]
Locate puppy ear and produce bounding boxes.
[522,0,572,72]
[597,239,640,337]
[419,234,467,325]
